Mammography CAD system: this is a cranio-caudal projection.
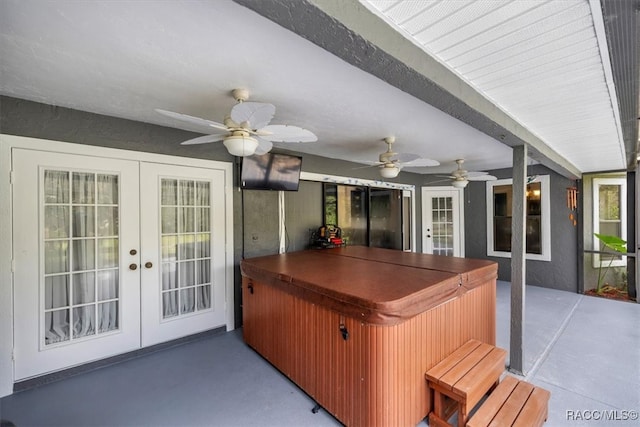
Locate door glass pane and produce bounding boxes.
[97,238,118,268]
[72,239,95,271]
[72,206,95,237]
[432,196,454,256]
[197,285,211,310]
[180,207,195,233]
[73,272,96,304]
[160,178,213,318]
[97,174,118,204]
[72,172,95,204]
[163,291,178,318]
[97,206,118,236]
[45,206,69,239]
[196,182,210,205]
[45,241,69,274]
[98,301,119,333]
[45,276,69,309]
[162,235,178,261]
[44,170,69,203]
[72,306,95,338]
[45,310,70,344]
[196,207,210,232]
[43,169,120,346]
[179,181,195,206]
[196,233,210,258]
[162,263,178,290]
[162,207,178,234]
[97,270,118,300]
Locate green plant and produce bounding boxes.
[594,233,627,293]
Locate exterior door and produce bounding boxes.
[422,187,464,257]
[13,149,228,380]
[139,163,227,346]
[13,149,142,380]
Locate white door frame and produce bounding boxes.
[0,134,235,397]
[421,186,465,257]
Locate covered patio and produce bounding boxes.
[1,281,638,426]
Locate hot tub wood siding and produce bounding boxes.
[241,247,497,427]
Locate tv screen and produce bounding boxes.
[241,153,302,191]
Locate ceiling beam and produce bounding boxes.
[234,0,582,179]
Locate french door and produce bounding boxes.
[13,148,227,380]
[139,162,226,347]
[422,187,464,257]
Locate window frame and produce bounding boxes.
[592,177,627,268]
[486,175,551,261]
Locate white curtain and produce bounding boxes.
[44,171,71,344]
[160,178,212,317]
[96,174,118,332]
[44,171,120,344]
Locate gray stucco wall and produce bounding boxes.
[1,95,425,327]
[463,164,579,292]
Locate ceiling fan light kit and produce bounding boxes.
[452,179,468,188]
[380,164,400,178]
[223,133,259,157]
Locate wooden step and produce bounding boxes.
[425,339,507,427]
[466,375,550,427]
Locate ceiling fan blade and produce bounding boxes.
[155,109,228,132]
[180,134,226,145]
[394,152,420,163]
[467,175,497,181]
[259,125,317,143]
[231,102,275,130]
[466,171,489,178]
[351,160,380,169]
[253,137,274,155]
[425,178,452,185]
[402,158,440,167]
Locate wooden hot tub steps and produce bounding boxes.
[466,375,550,427]
[425,339,507,427]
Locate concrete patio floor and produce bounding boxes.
[493,281,640,426]
[1,281,638,426]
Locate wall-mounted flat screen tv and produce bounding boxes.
[241,153,302,191]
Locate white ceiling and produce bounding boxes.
[0,0,626,176]
[360,0,625,174]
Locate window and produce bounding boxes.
[486,176,551,261]
[592,177,627,267]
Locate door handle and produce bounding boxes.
[129,263,138,271]
[144,262,153,269]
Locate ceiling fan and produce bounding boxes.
[440,159,497,188]
[156,88,317,157]
[356,137,439,178]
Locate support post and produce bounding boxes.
[628,171,637,300]
[510,145,527,375]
